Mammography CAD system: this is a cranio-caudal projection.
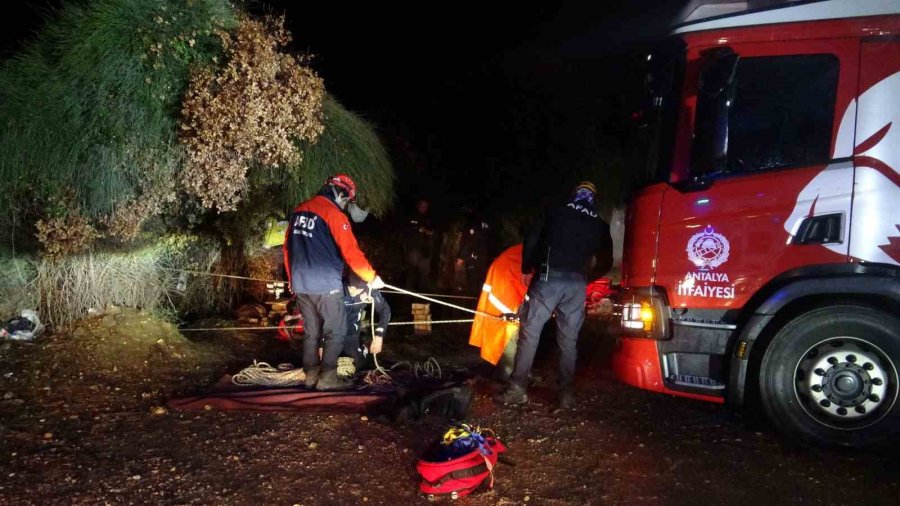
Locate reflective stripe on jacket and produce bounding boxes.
[468,244,527,364]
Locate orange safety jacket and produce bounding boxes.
[468,244,527,364]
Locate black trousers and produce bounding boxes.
[295,292,347,371]
[343,301,365,368]
[465,261,488,295]
[510,275,587,390]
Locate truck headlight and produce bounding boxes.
[620,290,669,339]
[622,302,654,331]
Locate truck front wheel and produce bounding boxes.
[759,305,900,446]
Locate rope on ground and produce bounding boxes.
[228,299,444,388]
[364,356,444,386]
[414,357,442,379]
[231,361,306,387]
[363,296,443,386]
[363,353,393,386]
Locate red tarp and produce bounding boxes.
[168,376,391,413]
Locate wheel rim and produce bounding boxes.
[794,337,898,430]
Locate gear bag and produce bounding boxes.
[416,427,506,500]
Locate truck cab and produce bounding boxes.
[614,0,900,446]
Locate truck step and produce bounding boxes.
[670,374,725,390]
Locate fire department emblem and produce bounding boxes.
[687,226,730,270]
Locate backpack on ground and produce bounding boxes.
[416,425,506,500]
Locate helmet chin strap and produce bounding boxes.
[331,186,350,209]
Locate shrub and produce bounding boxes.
[34,212,101,259]
[254,95,395,216]
[179,16,325,211]
[0,0,237,247]
[0,1,397,327]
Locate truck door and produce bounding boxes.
[850,40,900,267]
[655,38,859,312]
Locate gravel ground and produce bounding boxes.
[0,312,897,505]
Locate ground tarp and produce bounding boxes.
[168,371,473,420]
[168,376,391,413]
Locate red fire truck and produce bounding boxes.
[614,0,900,446]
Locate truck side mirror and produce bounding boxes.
[691,47,739,178]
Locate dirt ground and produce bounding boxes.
[0,308,898,505]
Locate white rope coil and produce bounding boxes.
[337,356,356,378]
[231,361,306,387]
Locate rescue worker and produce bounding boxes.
[284,173,385,390]
[468,244,527,380]
[405,198,435,292]
[457,209,492,294]
[342,272,392,371]
[495,181,613,409]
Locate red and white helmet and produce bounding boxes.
[326,173,357,200]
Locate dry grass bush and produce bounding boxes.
[33,250,178,327]
[0,234,251,327]
[179,16,325,211]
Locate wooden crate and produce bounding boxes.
[412,303,431,335]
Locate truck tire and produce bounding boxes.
[759,305,900,447]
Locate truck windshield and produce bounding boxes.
[690,53,839,179]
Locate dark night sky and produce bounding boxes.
[2,0,688,213]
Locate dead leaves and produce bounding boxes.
[179,16,325,211]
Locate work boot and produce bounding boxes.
[316,368,352,391]
[558,389,575,410]
[303,366,320,389]
[493,382,528,405]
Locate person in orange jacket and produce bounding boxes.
[468,244,528,379]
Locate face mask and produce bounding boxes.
[573,187,595,206]
[348,201,370,223]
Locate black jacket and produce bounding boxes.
[522,198,613,278]
[345,289,391,339]
[459,218,491,267]
[404,212,434,257]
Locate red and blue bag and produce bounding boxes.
[416,425,506,500]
